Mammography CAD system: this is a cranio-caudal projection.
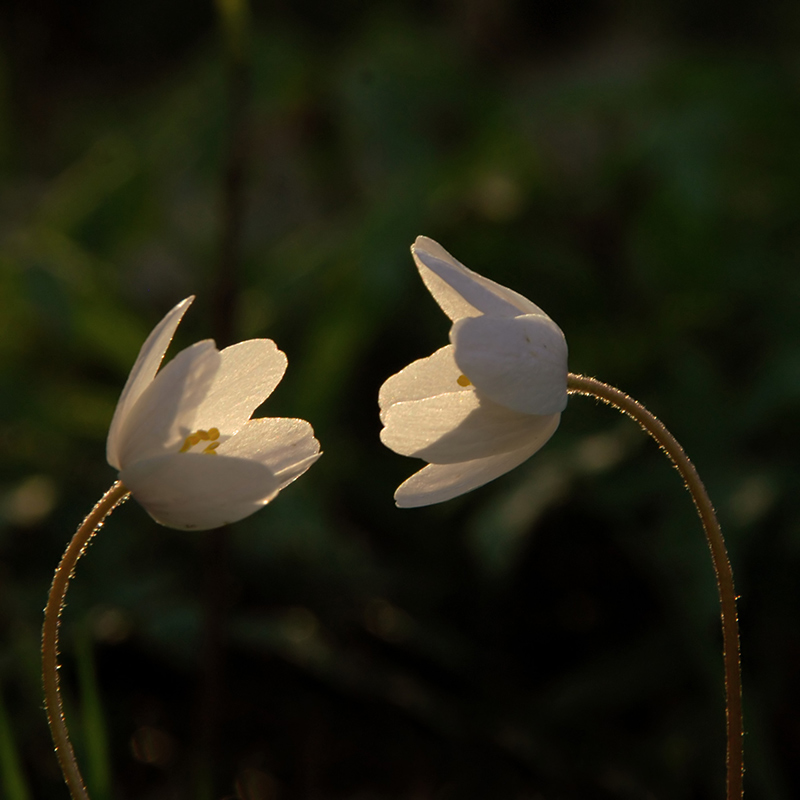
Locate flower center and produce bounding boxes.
[456,374,472,387]
[179,427,221,455]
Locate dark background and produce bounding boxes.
[0,1,798,798]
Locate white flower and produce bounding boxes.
[379,237,567,507]
[106,297,321,530]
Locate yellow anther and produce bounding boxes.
[457,374,472,387]
[179,433,202,452]
[179,428,222,453]
[203,442,220,455]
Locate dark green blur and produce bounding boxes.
[0,1,798,798]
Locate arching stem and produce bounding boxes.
[42,481,130,800]
[567,374,742,800]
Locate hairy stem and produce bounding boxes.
[42,481,130,800]
[567,374,742,800]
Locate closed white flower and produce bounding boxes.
[106,297,321,530]
[379,237,567,507]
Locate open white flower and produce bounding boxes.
[379,237,567,507]
[106,297,321,530]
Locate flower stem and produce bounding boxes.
[567,374,742,800]
[42,481,130,800]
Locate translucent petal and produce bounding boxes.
[216,417,321,486]
[394,416,560,507]
[378,345,466,419]
[381,392,479,457]
[382,393,557,463]
[412,236,545,321]
[107,297,194,469]
[190,339,287,436]
[120,452,283,531]
[451,313,568,415]
[116,341,221,468]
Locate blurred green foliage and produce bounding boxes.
[0,1,799,798]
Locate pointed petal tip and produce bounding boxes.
[394,495,424,509]
[107,294,199,470]
[170,295,196,317]
[394,488,412,509]
[411,236,451,262]
[411,236,459,268]
[394,485,440,509]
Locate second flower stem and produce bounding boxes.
[567,373,742,800]
[42,481,130,800]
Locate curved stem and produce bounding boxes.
[567,374,742,800]
[42,481,130,800]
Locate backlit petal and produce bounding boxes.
[382,394,557,463]
[116,341,220,468]
[451,313,568,415]
[217,417,321,487]
[190,340,287,436]
[107,297,194,469]
[120,452,283,530]
[412,236,545,321]
[381,392,479,457]
[378,345,465,419]
[394,416,560,507]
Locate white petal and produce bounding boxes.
[451,314,568,415]
[116,341,221,468]
[190,339,287,436]
[381,392,479,457]
[382,393,556,463]
[120,452,284,530]
[412,236,545,321]
[378,345,465,419]
[394,415,561,507]
[107,297,194,469]
[217,417,321,487]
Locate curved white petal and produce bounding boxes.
[381,392,479,457]
[394,415,560,507]
[451,314,568,415]
[217,417,321,486]
[190,339,287,436]
[116,341,221,468]
[382,393,556,463]
[107,297,194,469]
[120,452,283,530]
[412,237,545,321]
[378,345,465,419]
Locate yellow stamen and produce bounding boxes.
[179,433,202,452]
[179,429,222,454]
[457,374,472,387]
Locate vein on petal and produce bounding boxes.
[191,339,288,436]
